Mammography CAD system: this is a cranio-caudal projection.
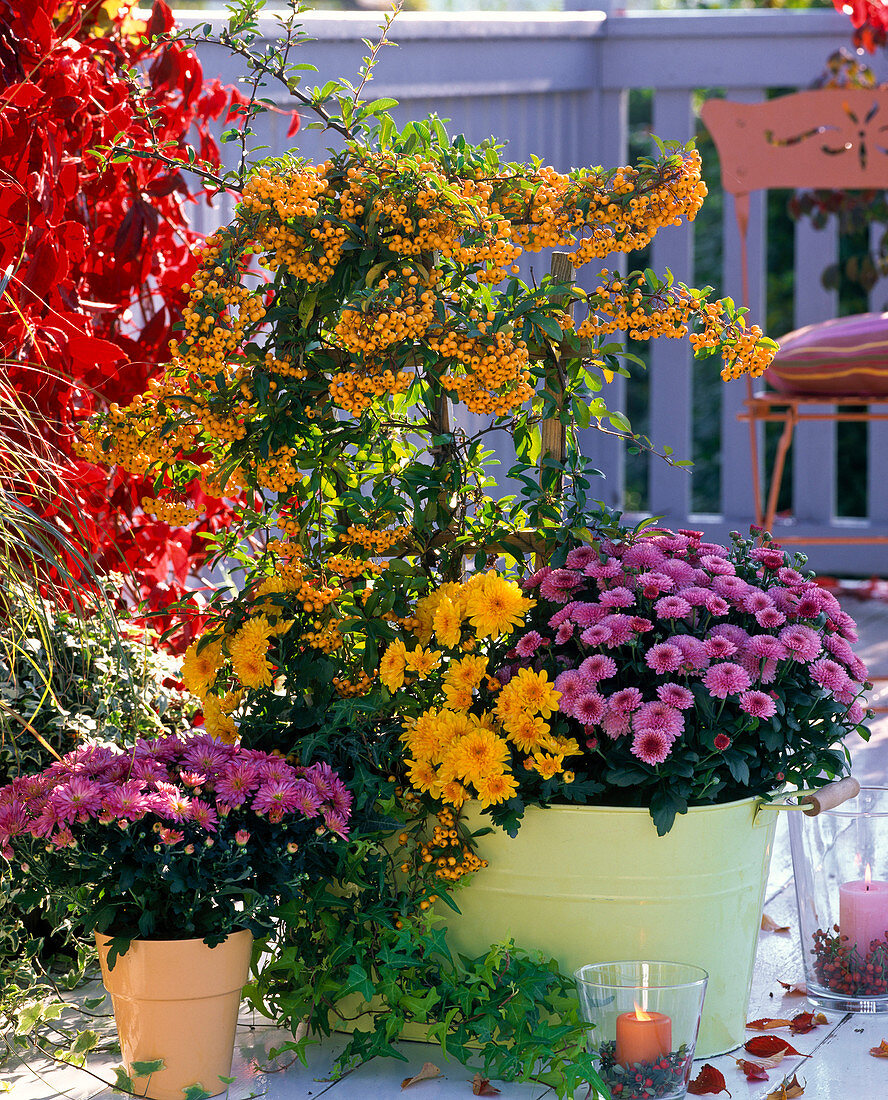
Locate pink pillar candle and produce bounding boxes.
[839,877,888,957]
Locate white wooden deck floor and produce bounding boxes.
[5,595,888,1100]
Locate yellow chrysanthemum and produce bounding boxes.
[464,573,534,639]
[402,708,449,765]
[413,582,465,645]
[202,695,238,744]
[440,778,471,808]
[474,770,519,807]
[505,713,550,753]
[443,726,510,786]
[509,668,561,718]
[181,638,223,700]
[495,680,528,732]
[551,735,582,757]
[219,689,243,713]
[404,646,442,677]
[442,686,473,710]
[380,640,407,692]
[228,616,274,690]
[531,752,564,779]
[433,595,463,648]
[406,757,441,795]
[444,654,488,692]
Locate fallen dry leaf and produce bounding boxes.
[789,1011,827,1034]
[472,1074,500,1096]
[778,981,807,996]
[735,1058,769,1081]
[401,1063,442,1089]
[765,1072,805,1099]
[744,1035,802,1058]
[762,913,791,934]
[747,1017,793,1030]
[687,1063,731,1095]
[870,1039,888,1058]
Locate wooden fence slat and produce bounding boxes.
[792,219,839,525]
[648,89,695,526]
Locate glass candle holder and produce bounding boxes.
[574,961,708,1100]
[789,785,888,1013]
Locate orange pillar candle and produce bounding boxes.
[615,1003,673,1068]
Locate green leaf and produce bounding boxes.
[132,1059,165,1076]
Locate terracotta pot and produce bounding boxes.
[95,929,253,1100]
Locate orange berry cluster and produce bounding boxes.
[430,326,534,416]
[332,669,375,698]
[326,554,387,579]
[140,495,201,525]
[579,276,695,342]
[264,351,308,380]
[419,808,487,882]
[341,525,410,553]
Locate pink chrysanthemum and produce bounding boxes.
[654,595,692,620]
[656,683,694,710]
[645,642,684,674]
[747,634,788,661]
[540,568,583,604]
[705,595,730,616]
[215,762,259,807]
[602,711,632,739]
[750,548,786,570]
[713,733,731,751]
[622,544,667,569]
[630,615,654,634]
[608,687,644,714]
[636,571,675,595]
[556,622,575,645]
[548,606,572,628]
[580,624,611,647]
[738,690,777,718]
[633,702,684,739]
[252,780,305,821]
[848,701,866,724]
[565,545,598,570]
[600,586,635,608]
[631,728,673,766]
[703,662,751,699]
[602,615,634,647]
[575,692,607,725]
[47,776,104,823]
[824,634,855,663]
[755,606,786,629]
[809,658,853,694]
[776,567,804,586]
[680,586,711,607]
[832,610,860,642]
[522,566,552,591]
[569,602,609,627]
[579,654,617,683]
[102,780,151,822]
[555,670,584,716]
[700,554,735,575]
[742,589,775,615]
[779,624,821,663]
[585,557,623,579]
[711,624,750,647]
[795,591,824,619]
[704,635,737,659]
[672,634,711,671]
[515,630,544,658]
[662,559,697,585]
[712,574,749,599]
[188,798,219,833]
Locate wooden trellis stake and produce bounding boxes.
[539,251,575,489]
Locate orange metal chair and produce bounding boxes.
[701,88,888,545]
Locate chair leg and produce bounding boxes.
[747,406,764,526]
[763,410,796,535]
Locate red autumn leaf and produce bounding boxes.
[401,1062,441,1088]
[287,109,302,137]
[870,1039,888,1058]
[735,1058,770,1081]
[778,981,807,996]
[744,1035,802,1058]
[747,1018,793,1030]
[472,1075,501,1096]
[687,1064,731,1095]
[789,1011,827,1034]
[761,913,791,933]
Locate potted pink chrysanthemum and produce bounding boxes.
[0,734,351,1099]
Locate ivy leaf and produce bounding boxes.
[132,1059,165,1075]
[687,1063,731,1095]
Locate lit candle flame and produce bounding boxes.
[866,864,873,890]
[633,1001,652,1022]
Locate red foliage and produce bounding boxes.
[687,1064,731,1096]
[832,0,888,51]
[0,0,243,648]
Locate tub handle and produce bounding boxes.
[754,777,861,825]
[797,776,860,816]
[762,777,861,818]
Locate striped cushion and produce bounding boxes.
[767,312,888,397]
